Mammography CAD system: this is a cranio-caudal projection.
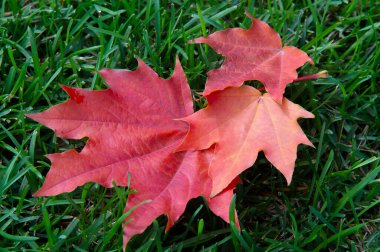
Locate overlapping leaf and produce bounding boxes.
[177,86,314,196]
[27,59,237,248]
[192,13,312,102]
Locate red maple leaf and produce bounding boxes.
[27,59,238,248]
[177,85,314,196]
[192,13,312,102]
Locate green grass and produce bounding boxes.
[1,0,379,251]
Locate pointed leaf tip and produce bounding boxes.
[244,10,254,20]
[99,68,111,77]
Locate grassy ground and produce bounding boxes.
[1,0,379,251]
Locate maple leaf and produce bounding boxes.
[192,13,312,102]
[177,85,314,196]
[27,59,238,248]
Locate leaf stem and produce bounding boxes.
[257,70,328,92]
[293,70,329,82]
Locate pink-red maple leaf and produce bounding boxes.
[27,59,238,248]
[177,85,314,196]
[192,13,312,102]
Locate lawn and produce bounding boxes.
[0,0,379,251]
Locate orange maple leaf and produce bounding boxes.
[177,85,314,196]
